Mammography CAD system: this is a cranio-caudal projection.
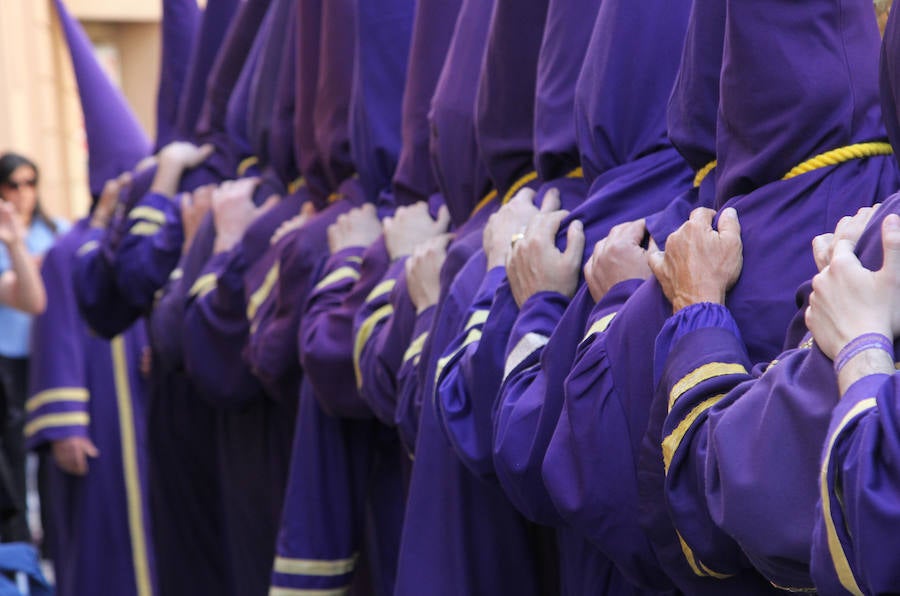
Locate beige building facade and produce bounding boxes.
[0,0,166,220]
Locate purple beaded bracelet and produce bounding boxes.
[834,332,895,375]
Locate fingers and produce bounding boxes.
[434,205,451,231]
[689,207,716,227]
[647,248,665,278]
[539,188,560,213]
[880,213,900,274]
[84,439,100,459]
[610,219,647,245]
[717,207,741,238]
[812,233,834,272]
[563,220,585,265]
[257,195,281,216]
[300,201,317,217]
[196,143,215,164]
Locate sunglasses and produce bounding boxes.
[3,179,37,191]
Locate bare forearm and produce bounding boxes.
[838,348,896,396]
[4,240,46,313]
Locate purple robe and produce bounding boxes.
[489,0,692,593]
[535,0,724,591]
[27,221,154,596]
[620,0,900,591]
[392,0,563,594]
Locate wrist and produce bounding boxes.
[837,345,895,396]
[672,290,726,313]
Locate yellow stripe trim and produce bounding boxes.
[237,156,259,177]
[129,206,166,225]
[313,266,360,294]
[676,531,733,579]
[129,222,162,237]
[77,240,99,257]
[273,554,358,576]
[24,412,90,438]
[565,167,584,179]
[693,160,717,188]
[269,588,349,596]
[288,177,306,195]
[502,170,539,204]
[582,313,617,342]
[820,397,876,596]
[247,262,280,320]
[327,192,343,204]
[354,305,394,388]
[668,362,747,411]
[782,142,892,181]
[662,394,725,474]
[188,273,218,298]
[112,336,153,596]
[464,309,489,332]
[365,280,397,304]
[26,388,89,413]
[470,189,499,217]
[435,329,483,394]
[403,332,429,364]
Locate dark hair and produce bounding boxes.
[0,152,58,235]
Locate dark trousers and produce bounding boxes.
[0,355,32,543]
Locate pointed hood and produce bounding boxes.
[716,0,886,204]
[52,0,151,197]
[175,0,240,141]
[879,1,900,168]
[314,0,358,197]
[247,0,295,168]
[194,0,272,141]
[574,0,691,185]
[391,0,464,207]
[474,0,551,197]
[224,12,270,170]
[155,0,200,150]
[666,0,726,173]
[533,0,602,181]
[267,3,300,187]
[294,0,326,200]
[428,0,496,226]
[349,0,415,204]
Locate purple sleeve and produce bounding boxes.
[434,265,512,479]
[812,372,900,596]
[655,305,762,579]
[27,235,91,449]
[299,241,379,419]
[492,288,572,525]
[354,257,409,426]
[542,278,675,590]
[73,225,144,339]
[114,193,186,312]
[394,304,436,453]
[660,303,836,590]
[244,199,355,401]
[182,247,262,408]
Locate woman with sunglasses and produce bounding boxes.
[0,151,64,544]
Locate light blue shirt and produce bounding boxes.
[0,217,70,358]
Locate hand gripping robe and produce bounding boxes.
[617,0,900,591]
[488,0,692,591]
[537,0,724,590]
[28,221,154,596]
